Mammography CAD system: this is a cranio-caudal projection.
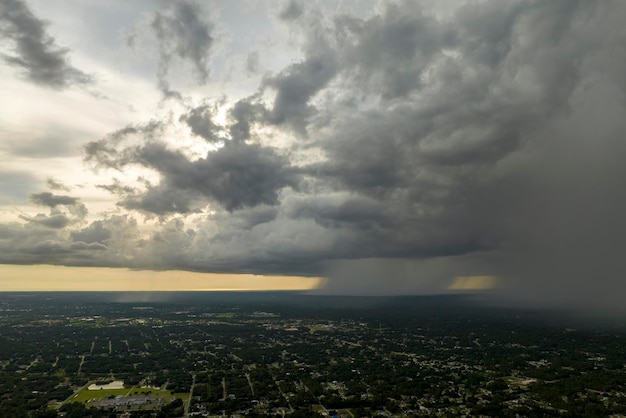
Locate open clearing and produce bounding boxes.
[70,387,129,403]
[68,384,187,406]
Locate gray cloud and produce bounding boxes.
[29,192,79,207]
[69,241,108,251]
[264,53,339,134]
[71,221,112,244]
[86,135,298,214]
[179,103,225,142]
[46,177,70,191]
[0,215,139,268]
[96,180,136,196]
[261,4,342,135]
[84,121,164,170]
[29,192,87,219]
[278,0,304,21]
[149,0,214,91]
[20,212,71,229]
[245,51,260,74]
[0,222,66,264]
[341,1,456,99]
[0,0,93,88]
[227,97,267,143]
[24,239,69,256]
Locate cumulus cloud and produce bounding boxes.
[0,215,146,268]
[20,212,71,229]
[0,0,93,88]
[87,137,297,214]
[29,191,87,218]
[0,222,67,265]
[71,221,112,244]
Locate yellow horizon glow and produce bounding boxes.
[0,264,326,292]
[448,275,497,290]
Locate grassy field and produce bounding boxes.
[128,387,170,396]
[308,325,329,333]
[68,384,188,404]
[69,387,130,403]
[174,392,189,401]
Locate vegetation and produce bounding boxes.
[1,293,626,417]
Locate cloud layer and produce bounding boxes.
[1,0,626,309]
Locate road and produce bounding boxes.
[274,379,293,412]
[245,372,255,396]
[183,373,196,417]
[77,355,85,375]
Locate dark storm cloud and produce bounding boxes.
[149,0,214,90]
[474,81,626,311]
[0,0,93,88]
[287,194,391,231]
[341,1,456,99]
[212,0,626,292]
[288,0,621,267]
[139,141,296,213]
[264,53,339,133]
[13,0,620,306]
[86,137,298,214]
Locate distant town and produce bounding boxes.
[1,292,626,417]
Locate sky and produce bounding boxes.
[0,0,625,308]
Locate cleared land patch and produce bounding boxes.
[67,383,186,411]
